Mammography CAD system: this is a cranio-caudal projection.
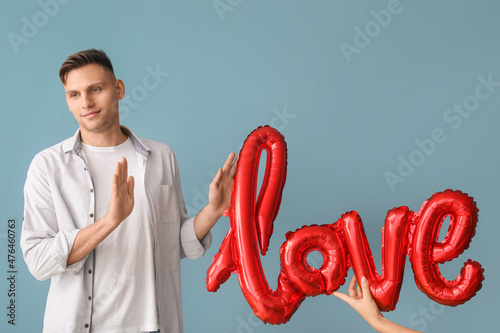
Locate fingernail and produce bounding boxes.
[361,276,367,283]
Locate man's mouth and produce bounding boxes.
[82,110,101,119]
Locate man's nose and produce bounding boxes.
[81,93,95,109]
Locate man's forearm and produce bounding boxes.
[66,215,118,266]
[193,204,222,240]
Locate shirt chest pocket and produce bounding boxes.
[153,184,181,225]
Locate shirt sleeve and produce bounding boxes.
[170,152,212,259]
[20,155,87,281]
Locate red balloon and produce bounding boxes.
[206,125,484,324]
[207,125,300,324]
[280,224,348,297]
[410,190,484,305]
[339,207,414,311]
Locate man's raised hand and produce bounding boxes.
[193,152,238,240]
[208,152,238,216]
[107,157,135,227]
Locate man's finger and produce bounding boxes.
[122,157,128,183]
[229,153,239,177]
[117,159,124,183]
[114,161,122,182]
[222,152,236,174]
[128,175,135,197]
[211,168,223,187]
[112,173,119,191]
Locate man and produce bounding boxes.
[21,48,237,333]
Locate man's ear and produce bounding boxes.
[116,79,125,100]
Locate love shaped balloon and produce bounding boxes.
[207,125,484,324]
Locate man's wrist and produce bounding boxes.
[101,214,121,230]
[204,203,223,222]
[193,204,223,240]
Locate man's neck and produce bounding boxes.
[80,124,128,147]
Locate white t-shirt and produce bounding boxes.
[82,137,159,333]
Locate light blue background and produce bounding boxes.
[1,0,499,332]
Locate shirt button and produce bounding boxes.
[90,213,94,218]
[88,270,92,274]
[90,189,94,193]
[84,167,87,171]
[84,324,89,328]
[88,296,92,300]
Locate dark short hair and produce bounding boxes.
[59,48,114,84]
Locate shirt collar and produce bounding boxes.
[62,126,151,158]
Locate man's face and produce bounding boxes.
[64,63,124,134]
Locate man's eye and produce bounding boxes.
[70,93,78,98]
[92,87,101,92]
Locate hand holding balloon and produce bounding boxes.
[333,275,422,333]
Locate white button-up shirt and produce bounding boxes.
[21,126,212,333]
